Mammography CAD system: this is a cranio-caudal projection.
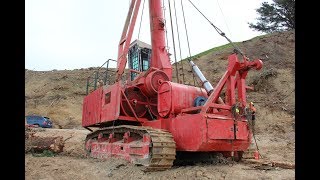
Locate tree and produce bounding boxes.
[249,0,295,33]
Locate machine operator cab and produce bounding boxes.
[128,39,151,81]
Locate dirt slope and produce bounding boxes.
[25,30,295,179]
[25,31,294,129]
[25,68,98,128]
[173,30,295,136]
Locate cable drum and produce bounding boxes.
[144,70,170,96]
[120,86,148,117]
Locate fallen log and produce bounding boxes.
[241,159,295,169]
[25,127,89,157]
[271,161,295,169]
[25,136,64,153]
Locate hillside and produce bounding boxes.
[173,30,295,128]
[26,30,294,130]
[25,30,295,179]
[171,30,295,163]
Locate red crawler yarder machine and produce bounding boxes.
[82,0,262,170]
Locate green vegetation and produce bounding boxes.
[178,33,268,63]
[249,0,295,33]
[31,149,55,157]
[181,42,238,62]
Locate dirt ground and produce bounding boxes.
[25,122,294,180]
[25,154,294,180]
[25,30,295,179]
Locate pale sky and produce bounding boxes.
[25,0,271,71]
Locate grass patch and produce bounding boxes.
[180,42,239,63]
[31,149,56,157]
[178,33,270,63]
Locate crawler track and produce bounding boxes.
[85,125,176,171]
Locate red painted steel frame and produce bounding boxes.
[83,54,262,152]
[148,0,172,79]
[143,55,262,152]
[201,54,262,112]
[82,0,263,154]
[116,0,172,82]
[117,0,142,81]
[88,133,151,162]
[143,114,251,151]
[82,82,122,126]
